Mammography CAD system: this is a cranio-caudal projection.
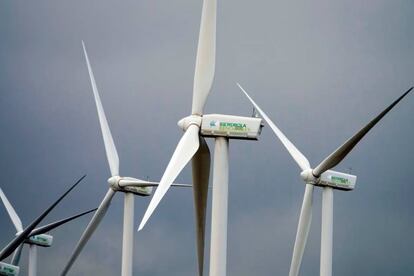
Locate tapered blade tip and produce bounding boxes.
[138,211,152,231]
[137,222,145,232]
[237,83,250,97]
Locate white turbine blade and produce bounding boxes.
[289,184,314,276]
[123,182,192,188]
[313,86,413,177]
[138,124,200,231]
[61,188,115,276]
[191,0,217,115]
[237,83,311,171]
[191,137,210,276]
[0,188,23,233]
[82,41,120,177]
[11,244,23,266]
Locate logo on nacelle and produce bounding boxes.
[210,120,219,127]
[328,175,349,185]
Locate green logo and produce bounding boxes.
[0,265,17,274]
[219,122,248,132]
[331,176,348,185]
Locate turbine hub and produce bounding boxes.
[300,169,319,184]
[108,176,122,190]
[177,115,202,131]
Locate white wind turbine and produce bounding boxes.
[61,42,190,276]
[0,175,87,276]
[0,187,95,276]
[238,84,412,276]
[138,1,263,276]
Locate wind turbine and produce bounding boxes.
[0,175,87,276]
[138,1,263,275]
[61,42,190,276]
[0,187,96,276]
[237,83,413,276]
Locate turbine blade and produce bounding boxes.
[313,87,413,177]
[138,124,200,231]
[82,41,120,177]
[171,184,192,188]
[29,208,97,237]
[238,83,311,171]
[192,136,210,276]
[132,183,192,188]
[10,244,23,266]
[289,184,314,276]
[0,188,23,232]
[191,0,216,115]
[0,174,86,261]
[61,188,115,276]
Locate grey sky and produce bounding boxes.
[0,0,413,275]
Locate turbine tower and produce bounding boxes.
[238,84,412,276]
[0,175,87,276]
[138,2,263,276]
[61,43,190,276]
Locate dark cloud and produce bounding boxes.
[0,0,413,275]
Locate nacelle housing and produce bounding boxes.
[0,262,19,276]
[26,234,53,247]
[121,186,153,197]
[317,170,357,191]
[200,114,263,140]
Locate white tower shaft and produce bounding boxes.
[28,244,37,276]
[209,137,229,276]
[121,193,135,276]
[320,187,333,276]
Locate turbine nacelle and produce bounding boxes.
[108,176,153,196]
[201,114,263,140]
[300,169,356,191]
[26,234,53,247]
[178,114,264,140]
[317,170,356,191]
[0,262,19,276]
[14,231,53,247]
[300,169,357,191]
